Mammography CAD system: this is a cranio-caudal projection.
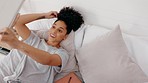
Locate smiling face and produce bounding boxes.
[47,20,68,47]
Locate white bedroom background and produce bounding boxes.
[0,0,148,81]
[20,0,148,76]
[20,0,148,36]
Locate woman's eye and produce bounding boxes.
[58,30,62,33]
[52,26,55,29]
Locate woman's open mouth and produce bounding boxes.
[50,33,56,38]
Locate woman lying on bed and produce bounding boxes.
[0,7,84,83]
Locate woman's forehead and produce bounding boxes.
[54,20,67,29]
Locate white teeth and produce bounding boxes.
[50,34,55,38]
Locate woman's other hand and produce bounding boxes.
[44,11,58,19]
[0,28,19,49]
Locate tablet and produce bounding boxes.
[0,0,24,29]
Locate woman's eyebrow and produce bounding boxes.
[54,23,65,30]
[59,27,64,30]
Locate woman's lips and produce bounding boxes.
[50,33,56,38]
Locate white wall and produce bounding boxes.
[20,0,148,36]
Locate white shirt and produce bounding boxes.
[0,31,69,83]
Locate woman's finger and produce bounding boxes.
[0,28,14,36]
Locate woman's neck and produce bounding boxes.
[46,40,60,48]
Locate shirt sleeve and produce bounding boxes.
[53,48,69,73]
[23,31,40,46]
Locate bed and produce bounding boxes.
[1,0,148,83]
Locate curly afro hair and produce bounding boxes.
[56,7,84,34]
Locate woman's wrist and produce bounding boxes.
[14,40,23,49]
[35,13,46,20]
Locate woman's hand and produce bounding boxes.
[0,28,20,49]
[44,11,58,19]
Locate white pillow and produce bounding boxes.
[60,31,78,72]
[123,34,148,76]
[27,18,56,30]
[82,24,148,76]
[76,26,148,83]
[75,24,87,49]
[82,24,110,46]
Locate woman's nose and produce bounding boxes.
[52,29,57,34]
